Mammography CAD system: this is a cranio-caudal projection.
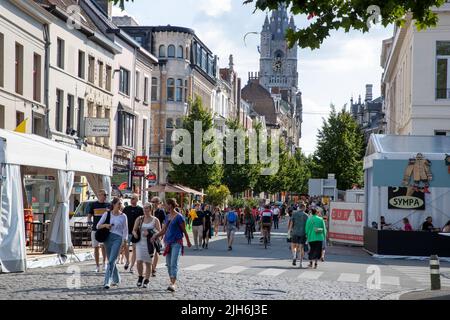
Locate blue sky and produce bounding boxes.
[113,0,393,154]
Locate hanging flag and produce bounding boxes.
[14,118,28,133]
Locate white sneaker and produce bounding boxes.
[129,267,134,273]
[94,266,100,273]
[167,284,176,292]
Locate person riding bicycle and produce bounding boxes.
[243,206,255,239]
[260,205,273,244]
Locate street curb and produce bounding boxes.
[380,288,425,300]
[26,251,94,269]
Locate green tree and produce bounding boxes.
[168,96,223,190]
[287,149,312,194]
[244,0,445,49]
[313,105,365,190]
[222,120,260,194]
[205,185,231,207]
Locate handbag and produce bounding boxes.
[95,211,111,243]
[147,228,162,255]
[130,216,144,243]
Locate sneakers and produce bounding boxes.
[104,284,110,289]
[228,246,232,251]
[129,267,134,273]
[94,265,100,273]
[202,242,205,249]
[142,279,149,289]
[124,262,129,270]
[167,284,176,292]
[137,276,144,288]
[292,259,297,266]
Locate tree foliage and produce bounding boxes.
[205,185,231,207]
[168,96,223,190]
[244,0,445,49]
[312,105,365,190]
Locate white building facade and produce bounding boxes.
[381,4,450,136]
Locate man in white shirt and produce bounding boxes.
[273,204,280,230]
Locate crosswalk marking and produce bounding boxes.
[337,273,360,283]
[218,266,248,274]
[184,264,215,271]
[380,276,400,286]
[298,271,323,280]
[392,266,450,285]
[257,268,287,277]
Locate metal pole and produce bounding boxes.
[430,255,441,290]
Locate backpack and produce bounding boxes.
[227,211,237,224]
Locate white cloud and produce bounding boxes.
[198,0,232,17]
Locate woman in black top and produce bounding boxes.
[202,204,213,249]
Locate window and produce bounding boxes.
[78,51,85,79]
[67,94,74,133]
[435,130,450,136]
[57,38,65,69]
[176,118,182,128]
[77,98,84,137]
[176,79,183,102]
[32,112,45,137]
[0,105,4,129]
[33,53,42,102]
[168,45,175,58]
[142,118,147,155]
[87,102,94,143]
[0,33,3,87]
[117,111,135,148]
[166,118,174,155]
[151,77,158,101]
[106,65,112,91]
[15,42,23,95]
[167,78,175,101]
[88,55,95,83]
[135,71,140,99]
[186,47,189,61]
[436,41,450,99]
[184,79,188,102]
[98,61,104,88]
[119,67,130,95]
[201,50,207,71]
[159,45,166,58]
[55,89,63,132]
[177,46,184,59]
[208,56,214,76]
[16,111,24,128]
[144,77,149,103]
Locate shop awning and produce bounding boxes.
[147,183,204,196]
[0,129,112,176]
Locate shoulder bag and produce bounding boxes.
[130,216,144,243]
[95,211,111,243]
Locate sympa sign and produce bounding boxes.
[328,202,364,245]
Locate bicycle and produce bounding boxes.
[261,224,271,249]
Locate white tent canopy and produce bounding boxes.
[0,129,112,176]
[0,130,112,273]
[364,134,450,232]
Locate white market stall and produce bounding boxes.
[363,134,450,257]
[0,130,112,273]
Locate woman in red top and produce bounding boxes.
[402,218,413,231]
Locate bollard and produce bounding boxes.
[430,254,441,290]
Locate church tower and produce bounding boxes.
[259,4,298,96]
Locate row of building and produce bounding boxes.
[351,2,450,142]
[0,1,303,208]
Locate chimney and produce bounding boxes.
[93,0,112,18]
[365,84,373,102]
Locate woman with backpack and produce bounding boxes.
[305,208,327,269]
[224,206,239,251]
[150,198,191,292]
[132,202,161,289]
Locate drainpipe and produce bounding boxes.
[43,24,51,139]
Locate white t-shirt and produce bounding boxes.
[273,208,280,216]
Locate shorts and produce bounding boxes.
[91,231,104,248]
[227,226,237,238]
[291,235,307,245]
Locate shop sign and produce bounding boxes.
[328,202,364,245]
[132,170,145,177]
[84,118,110,137]
[134,156,148,167]
[388,187,425,210]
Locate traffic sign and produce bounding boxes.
[134,156,148,167]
